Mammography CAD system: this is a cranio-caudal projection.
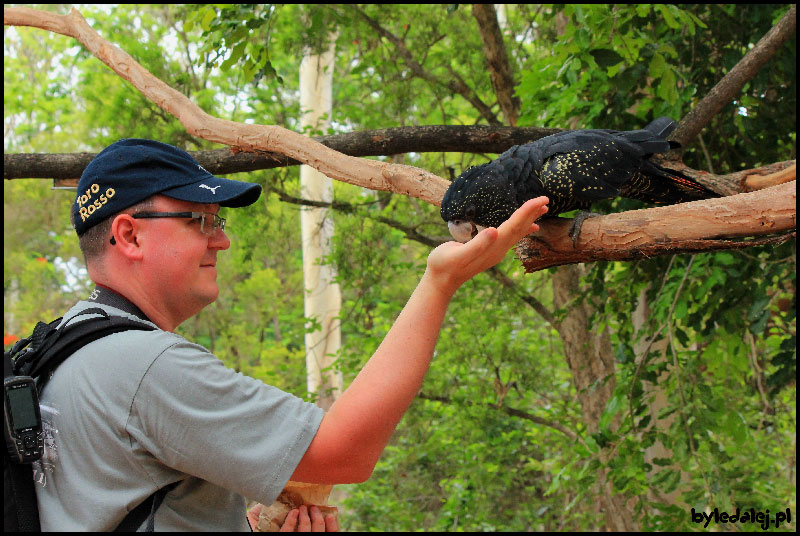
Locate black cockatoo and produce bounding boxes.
[440,117,720,243]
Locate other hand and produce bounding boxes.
[280,505,339,532]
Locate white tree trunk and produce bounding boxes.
[300,38,342,411]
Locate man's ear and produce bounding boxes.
[110,214,144,260]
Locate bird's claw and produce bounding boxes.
[568,211,601,248]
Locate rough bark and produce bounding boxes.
[518,181,797,272]
[551,264,639,531]
[551,265,617,434]
[632,287,690,509]
[472,4,520,126]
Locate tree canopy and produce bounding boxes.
[4,4,796,531]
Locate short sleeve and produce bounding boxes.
[126,340,323,505]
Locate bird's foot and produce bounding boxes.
[568,211,602,247]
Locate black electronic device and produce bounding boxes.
[4,375,44,464]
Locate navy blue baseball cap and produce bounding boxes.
[73,139,262,235]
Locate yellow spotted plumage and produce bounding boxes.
[441,117,719,242]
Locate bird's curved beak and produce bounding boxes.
[448,220,486,243]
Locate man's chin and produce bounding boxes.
[193,284,220,311]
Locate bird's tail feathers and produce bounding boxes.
[620,117,679,155]
[643,160,721,200]
[644,117,678,139]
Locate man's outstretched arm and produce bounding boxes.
[291,197,550,484]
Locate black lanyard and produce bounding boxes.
[87,286,153,324]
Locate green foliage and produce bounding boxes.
[517,5,699,128]
[4,3,795,532]
[586,245,796,530]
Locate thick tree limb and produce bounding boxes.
[669,5,796,149]
[6,135,794,199]
[3,6,450,206]
[472,4,520,126]
[3,125,563,181]
[517,182,796,272]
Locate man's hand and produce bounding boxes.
[426,196,549,297]
[279,505,339,532]
[247,504,339,532]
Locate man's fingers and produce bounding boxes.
[279,509,299,532]
[247,503,264,530]
[498,196,549,238]
[297,505,311,532]
[325,513,339,532]
[309,506,325,531]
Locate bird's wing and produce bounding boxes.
[538,132,644,203]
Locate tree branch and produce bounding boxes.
[272,189,445,249]
[417,392,582,443]
[485,267,557,327]
[743,163,796,192]
[653,157,796,196]
[3,124,563,181]
[3,6,449,206]
[518,182,797,272]
[670,5,796,150]
[472,4,520,126]
[350,5,501,125]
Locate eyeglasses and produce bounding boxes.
[109,211,226,245]
[132,211,226,235]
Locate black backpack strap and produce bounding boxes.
[19,309,157,387]
[6,308,165,531]
[114,482,180,532]
[34,312,177,531]
[4,455,40,531]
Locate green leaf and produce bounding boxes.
[674,299,688,320]
[649,53,666,79]
[747,296,770,322]
[656,5,681,29]
[220,42,246,71]
[200,7,217,32]
[590,49,624,68]
[600,394,623,432]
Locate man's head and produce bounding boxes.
[74,139,262,330]
[74,138,261,238]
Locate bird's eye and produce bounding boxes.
[465,206,476,219]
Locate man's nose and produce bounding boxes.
[209,228,231,250]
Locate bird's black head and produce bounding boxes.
[440,162,518,242]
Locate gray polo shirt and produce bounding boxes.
[33,301,323,531]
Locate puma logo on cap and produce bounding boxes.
[199,184,220,194]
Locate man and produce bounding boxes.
[33,139,549,531]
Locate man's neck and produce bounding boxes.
[89,284,153,323]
